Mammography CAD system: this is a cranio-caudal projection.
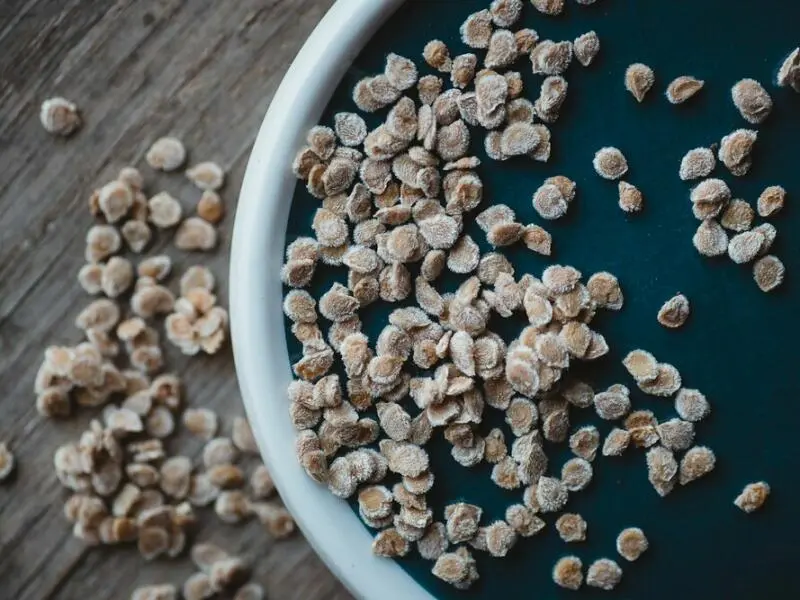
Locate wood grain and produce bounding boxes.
[0,1,352,598]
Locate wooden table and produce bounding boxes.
[0,1,353,598]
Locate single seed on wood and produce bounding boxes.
[146,137,186,171]
[40,97,82,135]
[186,162,225,190]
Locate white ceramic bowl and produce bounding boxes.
[230,1,434,598]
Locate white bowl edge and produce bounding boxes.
[229,1,435,599]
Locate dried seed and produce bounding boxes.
[214,490,250,523]
[679,147,716,181]
[307,126,336,160]
[638,363,682,397]
[147,192,182,229]
[614,527,649,562]
[777,47,800,89]
[197,190,224,224]
[180,408,217,441]
[186,162,225,191]
[203,438,238,468]
[594,388,631,420]
[536,476,568,513]
[718,128,757,176]
[447,235,480,274]
[561,458,593,492]
[531,0,564,15]
[657,418,695,451]
[657,293,690,329]
[679,446,716,485]
[159,456,191,499]
[569,426,600,461]
[618,181,643,213]
[234,583,265,600]
[602,428,630,457]
[251,501,295,538]
[460,10,492,49]
[385,53,418,91]
[209,556,251,590]
[146,406,176,439]
[423,40,452,72]
[372,528,410,557]
[647,445,678,497]
[451,54,477,89]
[138,526,170,560]
[99,256,133,298]
[40,97,81,135]
[666,76,704,104]
[98,180,134,223]
[500,122,541,156]
[530,40,573,76]
[505,504,544,537]
[556,513,587,542]
[574,31,600,67]
[131,584,177,600]
[86,225,122,263]
[593,147,628,180]
[553,556,583,590]
[522,225,552,256]
[757,185,786,217]
[625,63,654,102]
[175,216,218,251]
[720,199,754,232]
[622,349,658,383]
[485,29,518,70]
[753,255,785,292]
[692,219,729,257]
[78,264,104,295]
[485,520,517,557]
[417,522,449,560]
[146,137,186,171]
[732,78,772,124]
[76,298,120,332]
[586,558,623,590]
[728,230,764,264]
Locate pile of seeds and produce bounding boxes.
[279,0,785,592]
[24,124,293,597]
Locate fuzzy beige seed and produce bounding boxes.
[680,147,716,181]
[120,220,151,254]
[622,349,658,383]
[569,426,600,461]
[657,293,690,329]
[757,185,786,217]
[719,128,757,176]
[40,97,81,136]
[574,31,600,67]
[138,526,170,560]
[618,181,643,213]
[720,199,754,232]
[679,446,716,485]
[647,446,678,497]
[175,217,218,251]
[385,53,418,91]
[693,219,729,257]
[556,513,587,542]
[485,520,517,557]
[530,40,573,76]
[423,40,452,72]
[531,0,564,14]
[182,408,218,440]
[732,78,772,124]
[536,476,568,513]
[196,190,224,224]
[98,180,134,223]
[372,528,410,557]
[593,147,628,180]
[735,481,770,513]
[523,225,553,255]
[186,162,225,191]
[777,47,800,89]
[78,264,104,295]
[484,29,517,70]
[625,63,654,102]
[666,76,704,104]
[728,230,764,264]
[562,458,593,492]
[147,192,182,229]
[417,522,449,560]
[460,10,492,49]
[553,556,583,590]
[85,225,122,263]
[753,255,785,292]
[146,137,186,171]
[234,583,265,600]
[587,558,623,590]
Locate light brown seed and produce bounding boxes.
[372,528,410,557]
[587,558,623,590]
[203,437,238,468]
[531,0,564,14]
[728,230,764,264]
[553,556,583,590]
[556,513,587,542]
[423,40,452,72]
[666,76,704,104]
[197,190,225,224]
[692,219,729,257]
[679,147,716,181]
[530,40,573,76]
[460,10,492,49]
[523,225,553,255]
[385,53,418,91]
[85,225,122,263]
[569,426,600,461]
[121,218,152,253]
[186,162,225,191]
[146,137,186,171]
[138,526,170,560]
[757,185,786,217]
[175,217,218,251]
[753,255,785,292]
[501,122,541,156]
[485,29,518,70]
[732,78,772,124]
[777,47,800,89]
[40,97,81,135]
[593,147,628,180]
[657,293,690,329]
[78,264,104,295]
[720,199,754,232]
[679,445,716,485]
[718,128,757,176]
[735,481,770,513]
[618,181,643,213]
[160,456,191,499]
[625,63,654,102]
[622,349,658,383]
[647,445,678,497]
[574,31,600,67]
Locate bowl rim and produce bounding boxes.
[229,1,434,599]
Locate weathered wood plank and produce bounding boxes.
[0,0,352,598]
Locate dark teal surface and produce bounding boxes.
[284,1,800,597]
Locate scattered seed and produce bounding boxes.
[618,181,643,213]
[679,147,716,181]
[625,63,654,102]
[728,230,764,264]
[553,556,583,590]
[531,0,564,15]
[679,446,716,485]
[732,79,772,124]
[587,558,623,590]
[146,137,186,171]
[569,426,600,461]
[693,219,729,257]
[40,97,81,136]
[556,513,587,542]
[186,162,225,191]
[734,481,770,513]
[718,128,757,176]
[530,40,573,76]
[657,293,690,329]
[753,255,785,292]
[593,147,628,180]
[423,40,452,72]
[574,31,600,67]
[666,76,704,104]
